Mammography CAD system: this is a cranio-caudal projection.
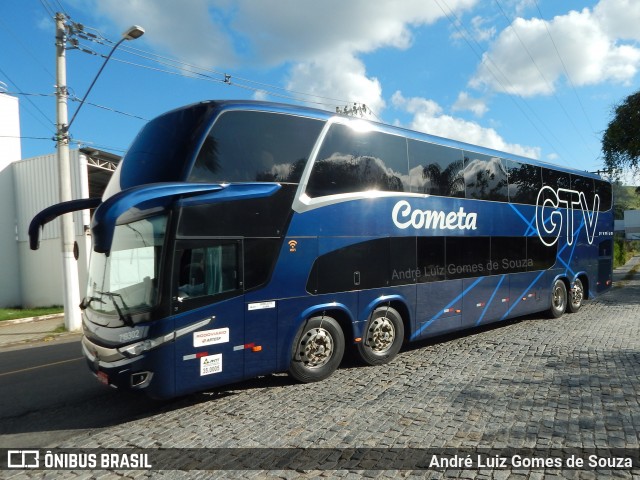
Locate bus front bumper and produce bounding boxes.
[81,335,154,390]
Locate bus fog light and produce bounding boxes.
[131,371,153,388]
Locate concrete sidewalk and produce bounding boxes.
[0,313,79,349]
[1,256,638,350]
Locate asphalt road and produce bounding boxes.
[0,338,168,448]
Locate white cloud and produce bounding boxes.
[89,0,478,115]
[286,52,385,117]
[392,91,540,159]
[470,2,640,96]
[94,0,239,67]
[452,91,489,117]
[451,15,496,43]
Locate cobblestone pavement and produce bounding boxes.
[6,267,640,479]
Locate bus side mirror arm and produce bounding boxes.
[29,197,102,250]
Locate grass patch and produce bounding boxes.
[614,238,640,268]
[0,306,63,322]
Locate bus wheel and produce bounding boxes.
[548,279,567,318]
[289,316,344,383]
[568,278,584,313]
[357,306,404,366]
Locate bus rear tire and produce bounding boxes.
[567,278,584,313]
[289,315,344,383]
[357,306,404,366]
[548,279,567,318]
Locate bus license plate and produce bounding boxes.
[97,371,109,385]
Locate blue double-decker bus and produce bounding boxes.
[30,100,613,399]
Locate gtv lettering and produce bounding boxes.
[535,187,600,246]
[392,200,477,231]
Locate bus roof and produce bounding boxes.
[165,99,605,182]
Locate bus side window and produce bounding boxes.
[176,242,241,303]
[407,139,465,197]
[594,179,612,212]
[507,160,541,205]
[462,152,508,202]
[571,176,595,208]
[306,124,409,197]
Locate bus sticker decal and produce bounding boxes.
[193,328,229,347]
[200,354,222,376]
[248,301,276,311]
[535,187,600,246]
[392,200,478,231]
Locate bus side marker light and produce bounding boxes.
[476,302,485,307]
[502,298,509,303]
[354,337,362,343]
[455,309,461,313]
[252,346,262,352]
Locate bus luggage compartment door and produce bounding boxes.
[244,301,278,378]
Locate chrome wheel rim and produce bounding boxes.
[298,328,334,368]
[571,281,583,308]
[367,316,395,354]
[553,284,566,311]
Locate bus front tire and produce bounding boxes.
[357,306,404,366]
[289,315,344,383]
[549,279,567,318]
[567,278,584,313]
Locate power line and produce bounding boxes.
[533,0,596,134]
[73,24,378,115]
[0,67,54,133]
[435,0,574,167]
[493,0,595,160]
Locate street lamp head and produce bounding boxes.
[122,25,145,41]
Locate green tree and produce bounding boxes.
[602,90,640,173]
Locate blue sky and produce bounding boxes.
[2,0,640,179]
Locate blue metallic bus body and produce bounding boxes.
[30,100,612,399]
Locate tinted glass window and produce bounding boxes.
[408,140,465,197]
[507,160,542,205]
[594,180,612,211]
[244,238,281,290]
[309,238,390,294]
[417,237,446,282]
[390,237,417,286]
[463,152,508,201]
[491,236,527,274]
[306,124,408,197]
[446,236,490,279]
[189,111,324,183]
[177,241,240,301]
[527,236,557,271]
[106,103,217,197]
[571,175,594,198]
[542,167,571,191]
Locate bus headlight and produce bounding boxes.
[118,333,174,358]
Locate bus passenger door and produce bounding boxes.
[172,240,247,394]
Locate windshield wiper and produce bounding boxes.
[79,296,106,310]
[94,291,134,327]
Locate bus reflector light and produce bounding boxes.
[196,352,208,358]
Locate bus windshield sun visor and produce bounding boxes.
[29,197,102,250]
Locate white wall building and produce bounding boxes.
[0,92,118,307]
[0,91,22,307]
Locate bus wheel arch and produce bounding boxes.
[568,275,586,313]
[357,303,406,366]
[288,312,346,383]
[548,278,568,318]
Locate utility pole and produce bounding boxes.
[55,12,82,331]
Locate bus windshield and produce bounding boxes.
[85,215,167,322]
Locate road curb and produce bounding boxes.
[0,313,64,327]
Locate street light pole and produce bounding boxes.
[55,12,81,331]
[54,13,145,331]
